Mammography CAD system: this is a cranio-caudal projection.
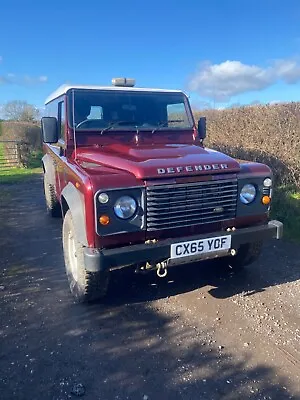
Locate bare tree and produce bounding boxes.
[3,100,39,122]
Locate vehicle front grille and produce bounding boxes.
[146,179,238,231]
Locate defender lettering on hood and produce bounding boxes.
[157,164,228,174]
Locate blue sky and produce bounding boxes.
[1,0,300,111]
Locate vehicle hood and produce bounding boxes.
[76,143,241,179]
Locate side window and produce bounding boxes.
[167,103,188,127]
[58,101,65,141]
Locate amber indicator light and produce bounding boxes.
[99,215,110,225]
[262,196,271,205]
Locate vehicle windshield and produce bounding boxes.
[68,89,194,131]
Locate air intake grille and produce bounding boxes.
[146,179,238,231]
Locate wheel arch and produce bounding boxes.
[61,183,88,247]
[42,153,56,185]
[61,196,69,216]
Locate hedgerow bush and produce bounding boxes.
[193,102,300,188]
[1,121,41,148]
[1,121,42,167]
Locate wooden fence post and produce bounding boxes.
[16,142,22,167]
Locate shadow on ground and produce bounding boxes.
[0,177,298,399]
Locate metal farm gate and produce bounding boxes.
[0,140,28,171]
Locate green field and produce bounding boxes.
[0,167,42,183]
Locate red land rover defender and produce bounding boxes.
[41,78,283,302]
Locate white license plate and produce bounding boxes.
[170,235,231,259]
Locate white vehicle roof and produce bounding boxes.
[45,84,184,104]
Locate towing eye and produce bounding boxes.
[156,262,168,278]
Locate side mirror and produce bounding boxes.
[198,117,207,140]
[41,117,58,144]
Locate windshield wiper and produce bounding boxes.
[99,119,184,135]
[100,121,139,135]
[151,119,184,134]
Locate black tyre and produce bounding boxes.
[43,174,61,217]
[229,241,263,270]
[62,210,110,303]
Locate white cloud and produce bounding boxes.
[273,59,300,83]
[268,100,286,105]
[39,76,48,82]
[188,58,300,101]
[0,74,48,86]
[190,99,213,110]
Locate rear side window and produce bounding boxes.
[58,101,65,141]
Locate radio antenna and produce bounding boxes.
[72,89,77,160]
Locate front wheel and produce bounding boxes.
[43,174,61,217]
[229,241,263,270]
[62,210,110,303]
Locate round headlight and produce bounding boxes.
[263,178,272,187]
[114,196,137,219]
[98,192,109,204]
[240,184,256,204]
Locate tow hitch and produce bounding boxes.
[156,261,168,278]
[135,261,168,278]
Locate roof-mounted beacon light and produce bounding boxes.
[112,78,135,87]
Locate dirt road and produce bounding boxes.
[1,176,300,400]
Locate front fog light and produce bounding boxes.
[240,184,256,204]
[263,178,272,187]
[114,196,137,219]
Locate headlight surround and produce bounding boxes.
[114,196,137,219]
[240,184,256,204]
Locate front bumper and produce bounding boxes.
[84,220,283,273]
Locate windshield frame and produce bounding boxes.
[67,89,195,132]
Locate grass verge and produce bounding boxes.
[0,167,42,184]
[0,142,4,158]
[271,186,300,241]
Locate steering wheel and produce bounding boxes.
[76,119,108,129]
[76,119,93,128]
